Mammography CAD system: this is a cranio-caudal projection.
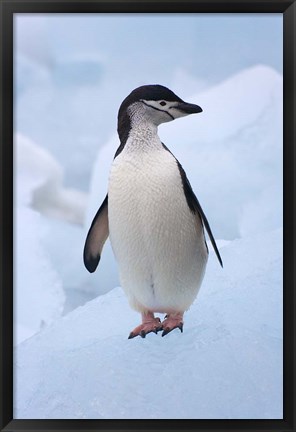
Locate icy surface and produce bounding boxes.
[42,218,106,310]
[15,134,93,343]
[15,205,65,345]
[16,133,88,225]
[15,228,283,419]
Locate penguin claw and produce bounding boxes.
[128,317,163,339]
[128,327,160,339]
[128,332,135,339]
[162,324,183,337]
[160,313,184,337]
[161,327,171,337]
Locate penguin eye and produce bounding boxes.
[159,101,167,106]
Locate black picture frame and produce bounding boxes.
[0,0,295,431]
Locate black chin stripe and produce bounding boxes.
[142,101,174,120]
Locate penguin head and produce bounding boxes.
[117,85,202,144]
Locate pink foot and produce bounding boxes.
[128,312,163,339]
[161,312,184,337]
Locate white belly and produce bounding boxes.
[108,145,208,313]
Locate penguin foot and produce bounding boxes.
[161,313,184,337]
[128,315,163,339]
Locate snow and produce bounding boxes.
[41,218,103,312]
[14,205,65,346]
[15,134,92,344]
[14,228,283,419]
[16,133,88,225]
[14,134,66,344]
[152,65,283,241]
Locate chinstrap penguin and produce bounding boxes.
[84,84,223,339]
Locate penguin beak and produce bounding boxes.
[177,102,203,114]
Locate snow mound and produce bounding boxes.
[41,217,102,310]
[15,133,102,321]
[15,134,68,344]
[15,205,65,345]
[161,65,283,239]
[16,133,88,225]
[15,228,282,419]
[169,64,282,144]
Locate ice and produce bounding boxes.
[15,132,111,316]
[14,134,98,343]
[15,134,67,344]
[41,218,115,312]
[14,228,283,419]
[16,133,88,225]
[159,65,283,240]
[15,204,65,345]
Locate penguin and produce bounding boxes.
[84,85,223,339]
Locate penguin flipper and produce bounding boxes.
[161,143,223,268]
[83,195,109,273]
[192,195,223,268]
[177,161,223,268]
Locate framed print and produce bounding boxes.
[0,0,295,431]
